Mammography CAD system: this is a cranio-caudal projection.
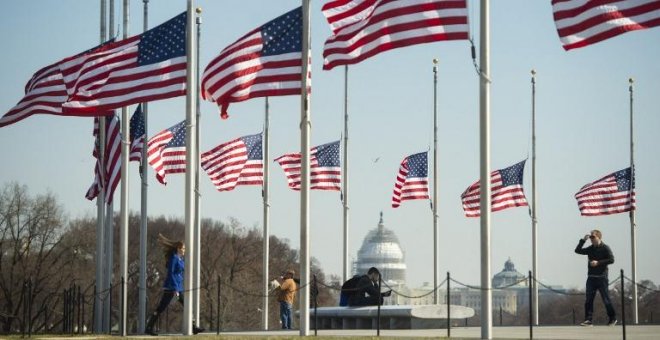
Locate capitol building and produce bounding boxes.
[352,213,563,313]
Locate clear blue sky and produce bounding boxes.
[1,1,659,291]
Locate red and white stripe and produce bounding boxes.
[391,158,429,208]
[322,0,379,34]
[322,0,469,70]
[461,172,528,218]
[553,0,660,50]
[274,149,341,191]
[61,37,186,114]
[201,137,263,192]
[201,30,304,119]
[129,135,145,162]
[1,62,68,127]
[146,123,186,185]
[86,114,122,203]
[575,173,636,216]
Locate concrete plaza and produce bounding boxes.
[217,325,660,339]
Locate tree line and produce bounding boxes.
[0,182,338,334]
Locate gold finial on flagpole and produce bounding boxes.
[432,58,439,64]
[629,77,634,84]
[196,7,202,14]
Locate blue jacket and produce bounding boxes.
[163,252,184,292]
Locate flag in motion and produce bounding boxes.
[391,152,430,208]
[147,121,186,185]
[0,41,114,128]
[461,160,528,217]
[201,133,264,192]
[129,105,145,163]
[61,12,187,113]
[274,140,341,191]
[322,0,469,70]
[201,7,305,119]
[552,0,660,51]
[86,114,121,204]
[575,167,635,216]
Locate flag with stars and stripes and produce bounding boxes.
[201,133,263,192]
[322,0,470,70]
[86,114,121,204]
[201,7,308,119]
[129,105,145,163]
[0,40,114,128]
[391,152,430,208]
[274,140,341,191]
[61,12,187,114]
[461,160,529,217]
[552,0,660,51]
[575,167,636,216]
[147,121,186,185]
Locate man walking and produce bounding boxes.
[575,229,617,326]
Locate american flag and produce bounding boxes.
[461,160,528,217]
[575,167,636,216]
[553,0,660,51]
[147,121,186,185]
[86,114,121,204]
[0,41,114,127]
[129,105,146,163]
[322,0,469,70]
[201,133,263,192]
[391,152,429,208]
[61,12,187,114]
[201,7,306,119]
[274,140,341,191]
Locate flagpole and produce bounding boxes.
[629,77,638,324]
[193,7,202,329]
[300,0,311,336]
[531,69,538,326]
[342,65,350,283]
[137,1,149,334]
[119,0,130,336]
[479,0,492,338]
[94,0,107,333]
[262,97,270,330]
[432,58,440,305]
[183,0,197,335]
[103,1,115,332]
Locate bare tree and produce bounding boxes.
[0,183,68,333]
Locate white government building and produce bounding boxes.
[352,213,563,315]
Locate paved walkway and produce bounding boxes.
[217,325,660,339]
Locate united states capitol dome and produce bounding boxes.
[354,212,406,285]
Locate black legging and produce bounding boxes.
[154,290,184,314]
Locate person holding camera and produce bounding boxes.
[276,269,297,329]
[575,229,616,327]
[347,267,392,307]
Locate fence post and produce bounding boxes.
[376,274,382,337]
[62,289,67,333]
[22,281,26,338]
[621,269,626,340]
[77,285,82,334]
[528,270,533,340]
[216,275,221,335]
[499,305,502,326]
[572,308,575,325]
[313,274,318,336]
[82,290,85,334]
[91,285,96,334]
[447,271,451,338]
[28,278,33,338]
[108,282,113,335]
[120,277,124,336]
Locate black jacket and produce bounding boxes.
[574,239,614,278]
